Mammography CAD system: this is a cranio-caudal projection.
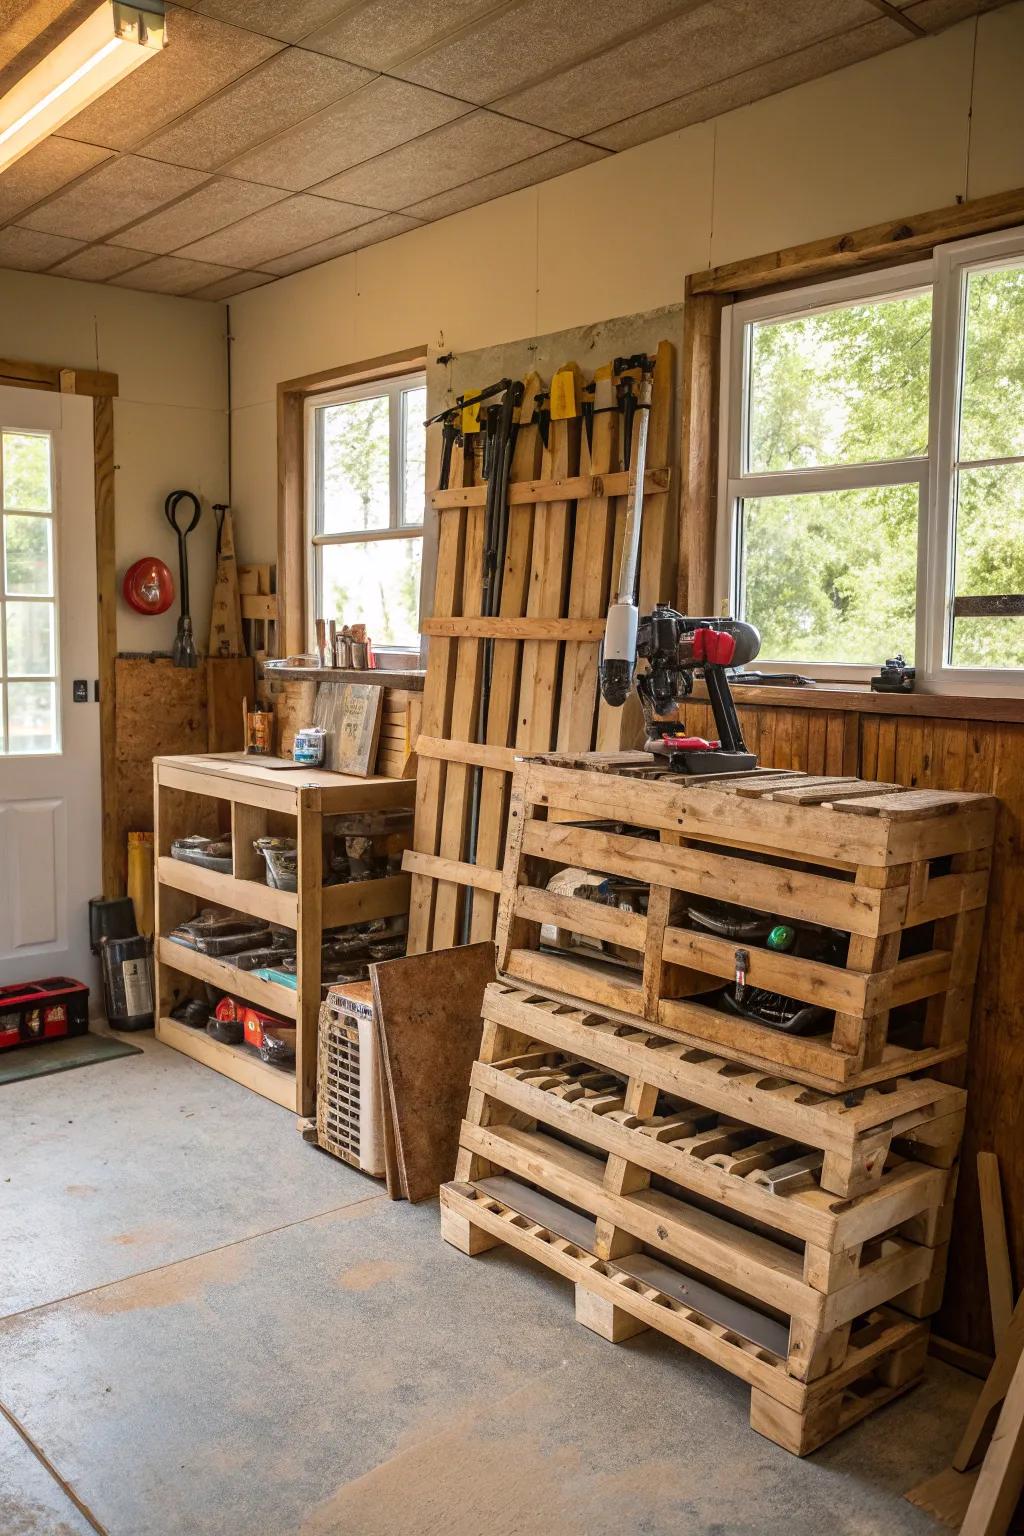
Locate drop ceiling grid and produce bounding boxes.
[0,0,1007,296]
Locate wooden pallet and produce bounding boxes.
[477,984,966,1200]
[404,346,677,954]
[441,1179,929,1455]
[495,757,996,1090]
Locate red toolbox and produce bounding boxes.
[0,978,89,1050]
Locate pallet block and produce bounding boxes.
[496,757,996,1090]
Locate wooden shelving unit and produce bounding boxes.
[153,752,415,1115]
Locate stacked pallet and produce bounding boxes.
[404,344,676,954]
[442,756,996,1453]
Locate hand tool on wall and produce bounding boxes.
[208,503,244,657]
[164,489,202,669]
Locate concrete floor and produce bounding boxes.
[0,1032,976,1536]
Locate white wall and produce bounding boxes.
[228,3,1024,570]
[0,269,228,653]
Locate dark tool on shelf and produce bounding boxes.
[687,896,847,1036]
[601,603,762,774]
[164,489,202,669]
[870,653,915,693]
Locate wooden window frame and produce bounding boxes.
[0,355,119,894]
[680,181,1024,633]
[277,345,429,659]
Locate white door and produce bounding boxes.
[0,386,101,995]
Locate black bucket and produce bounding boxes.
[100,936,154,1031]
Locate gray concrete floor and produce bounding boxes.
[0,1030,975,1536]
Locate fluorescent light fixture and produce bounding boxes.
[0,2,166,174]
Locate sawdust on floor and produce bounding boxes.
[337,1259,406,1292]
[74,1242,251,1317]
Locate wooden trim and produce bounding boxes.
[688,184,1024,297]
[93,392,119,896]
[430,467,670,510]
[697,681,1024,724]
[0,355,118,398]
[420,616,606,641]
[679,291,722,613]
[276,344,428,657]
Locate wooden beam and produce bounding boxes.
[420,616,606,641]
[93,393,119,897]
[679,290,722,614]
[0,355,118,398]
[430,467,670,510]
[276,386,305,657]
[688,184,1024,297]
[979,1151,1015,1353]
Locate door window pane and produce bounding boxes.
[3,432,51,511]
[7,601,55,675]
[5,514,53,595]
[8,680,56,754]
[746,292,931,472]
[402,385,426,525]
[950,463,1024,667]
[319,395,390,534]
[740,484,918,664]
[321,538,422,648]
[958,264,1024,463]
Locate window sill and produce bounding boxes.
[695,679,1024,724]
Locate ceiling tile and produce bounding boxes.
[394,0,686,105]
[48,244,151,280]
[190,270,275,300]
[0,138,111,224]
[20,156,209,242]
[137,49,375,172]
[903,0,1003,23]
[109,254,239,294]
[224,76,471,191]
[495,0,875,136]
[190,0,354,42]
[315,111,564,212]
[405,140,608,220]
[109,179,288,254]
[303,0,502,71]
[0,226,82,270]
[177,193,378,266]
[58,8,283,151]
[259,213,423,275]
[589,16,902,149]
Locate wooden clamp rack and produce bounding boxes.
[494,756,996,1092]
[153,752,415,1115]
[442,983,963,1455]
[404,344,676,956]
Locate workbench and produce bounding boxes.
[152,752,415,1114]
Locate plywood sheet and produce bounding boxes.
[371,942,495,1202]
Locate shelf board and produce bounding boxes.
[156,937,298,1020]
[322,871,411,928]
[156,1014,296,1111]
[158,855,296,926]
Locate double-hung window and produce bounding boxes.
[1,428,58,753]
[306,372,426,660]
[717,225,1024,691]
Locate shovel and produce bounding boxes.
[164,489,202,668]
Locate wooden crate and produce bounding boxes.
[495,757,996,1091]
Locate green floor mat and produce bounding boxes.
[0,1031,145,1085]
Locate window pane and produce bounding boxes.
[740,484,917,664]
[746,292,930,472]
[401,386,426,525]
[7,600,55,675]
[8,679,57,753]
[950,463,1024,667]
[319,395,390,534]
[959,264,1024,463]
[321,537,422,649]
[5,514,53,595]
[3,432,51,511]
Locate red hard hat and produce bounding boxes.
[122,557,174,614]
